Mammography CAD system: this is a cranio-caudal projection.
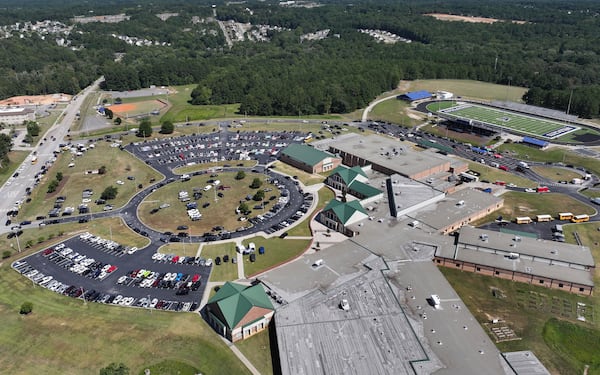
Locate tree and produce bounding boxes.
[115,97,123,104]
[238,202,250,215]
[0,133,12,169]
[235,171,246,180]
[47,179,58,193]
[160,120,174,134]
[250,178,262,189]
[104,108,114,120]
[19,301,33,315]
[98,165,107,175]
[26,121,40,137]
[137,118,152,138]
[99,362,129,375]
[100,186,118,200]
[253,190,265,201]
[56,172,63,182]
[190,85,212,105]
[114,117,122,125]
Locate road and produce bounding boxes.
[0,77,104,220]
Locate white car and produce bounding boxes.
[340,299,350,311]
[205,258,213,267]
[116,180,125,185]
[117,276,127,284]
[524,188,536,193]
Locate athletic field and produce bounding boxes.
[436,103,578,139]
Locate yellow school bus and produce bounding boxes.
[571,214,590,223]
[558,212,573,220]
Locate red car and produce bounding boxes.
[42,248,54,256]
[172,256,179,263]
[191,274,200,283]
[107,265,117,273]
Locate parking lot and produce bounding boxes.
[126,129,308,172]
[12,233,211,311]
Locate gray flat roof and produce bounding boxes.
[327,133,451,177]
[414,188,504,231]
[502,351,551,375]
[459,226,594,267]
[455,245,594,286]
[276,262,433,375]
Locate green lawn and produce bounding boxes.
[16,141,163,221]
[235,328,274,375]
[440,267,595,375]
[467,162,537,187]
[542,318,600,374]
[0,262,250,375]
[0,150,28,187]
[200,243,239,282]
[241,236,311,277]
[404,79,528,102]
[579,189,600,199]
[497,143,600,177]
[270,161,324,186]
[137,359,200,375]
[369,98,418,127]
[1,217,150,260]
[475,191,596,225]
[531,166,582,182]
[138,171,279,235]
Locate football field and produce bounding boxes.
[437,103,578,139]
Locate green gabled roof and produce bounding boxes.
[330,165,367,185]
[281,144,334,167]
[208,282,274,330]
[322,199,367,225]
[348,180,382,198]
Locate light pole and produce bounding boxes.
[13,228,22,253]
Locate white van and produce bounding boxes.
[312,259,324,268]
[236,244,246,254]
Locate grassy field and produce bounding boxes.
[476,191,596,224]
[0,262,250,375]
[200,243,239,282]
[467,163,537,187]
[138,171,279,235]
[403,79,528,102]
[497,143,600,177]
[287,186,335,237]
[440,217,600,374]
[270,161,324,186]
[173,160,257,175]
[16,142,163,221]
[437,103,572,139]
[440,267,594,374]
[0,150,28,187]
[368,98,419,127]
[579,189,600,199]
[241,236,311,277]
[137,359,200,375]
[235,328,274,375]
[2,217,150,260]
[531,166,582,182]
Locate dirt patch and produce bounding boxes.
[0,93,72,106]
[426,13,527,25]
[45,175,70,199]
[108,103,137,113]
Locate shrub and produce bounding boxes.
[2,250,11,259]
[250,178,262,189]
[47,179,58,193]
[19,302,33,315]
[101,186,118,200]
[235,171,246,180]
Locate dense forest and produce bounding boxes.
[2,0,600,117]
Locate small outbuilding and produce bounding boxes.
[279,143,341,174]
[397,90,433,102]
[205,282,274,342]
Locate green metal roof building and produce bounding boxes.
[206,282,275,342]
[319,199,368,236]
[279,143,341,174]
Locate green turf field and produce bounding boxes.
[436,103,577,139]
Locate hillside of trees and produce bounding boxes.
[2,0,600,117]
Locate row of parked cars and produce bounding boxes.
[117,267,202,295]
[42,243,117,280]
[79,232,140,255]
[263,192,313,235]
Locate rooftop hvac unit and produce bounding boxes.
[508,253,519,259]
[456,200,465,206]
[514,236,521,242]
[479,234,488,241]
